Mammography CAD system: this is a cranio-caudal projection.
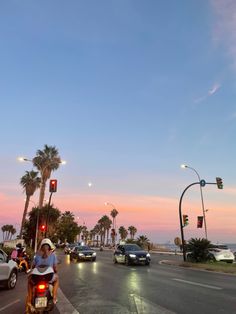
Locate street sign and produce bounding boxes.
[200,179,206,187]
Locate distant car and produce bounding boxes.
[113,244,151,266]
[69,245,96,262]
[208,245,235,263]
[0,249,18,289]
[64,243,77,255]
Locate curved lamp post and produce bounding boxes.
[181,164,208,239]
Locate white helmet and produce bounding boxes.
[39,238,55,251]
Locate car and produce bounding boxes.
[113,244,151,266]
[0,249,18,289]
[64,243,77,255]
[69,245,96,262]
[208,244,235,263]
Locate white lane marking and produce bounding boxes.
[56,287,80,314]
[0,299,20,312]
[132,294,176,314]
[173,278,222,290]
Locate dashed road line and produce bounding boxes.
[172,278,222,290]
[0,299,20,312]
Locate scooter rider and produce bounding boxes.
[26,238,59,308]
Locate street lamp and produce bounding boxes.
[181,164,208,239]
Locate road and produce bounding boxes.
[1,250,236,313]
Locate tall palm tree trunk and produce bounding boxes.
[39,181,46,208]
[20,196,30,238]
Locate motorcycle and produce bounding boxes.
[26,266,55,314]
[17,255,30,273]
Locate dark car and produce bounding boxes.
[113,244,151,266]
[69,245,96,262]
[64,243,77,255]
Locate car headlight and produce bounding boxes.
[146,253,150,257]
[92,252,96,256]
[129,254,136,258]
[79,253,84,256]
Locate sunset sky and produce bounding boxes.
[1,1,236,244]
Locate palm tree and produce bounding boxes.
[98,215,112,245]
[33,145,61,208]
[1,225,7,241]
[118,226,128,241]
[110,208,118,244]
[1,224,16,241]
[93,224,101,246]
[128,226,137,239]
[186,238,211,262]
[137,235,150,249]
[9,226,16,239]
[19,170,41,238]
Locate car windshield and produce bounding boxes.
[77,246,91,251]
[124,244,142,251]
[211,245,229,250]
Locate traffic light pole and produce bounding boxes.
[179,182,200,262]
[45,192,53,237]
[179,181,218,261]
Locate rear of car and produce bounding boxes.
[0,249,18,289]
[209,245,235,263]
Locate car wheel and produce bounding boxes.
[92,257,96,262]
[145,261,150,266]
[125,256,130,266]
[6,269,17,289]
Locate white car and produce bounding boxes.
[0,249,18,289]
[208,245,235,263]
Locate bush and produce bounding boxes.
[186,238,212,263]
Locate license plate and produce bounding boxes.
[35,297,47,308]
[139,258,146,261]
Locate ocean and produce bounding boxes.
[160,243,236,252]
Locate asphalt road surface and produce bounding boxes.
[1,250,236,313]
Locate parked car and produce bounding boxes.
[64,243,77,255]
[69,245,96,262]
[208,245,235,263]
[0,249,18,289]
[113,244,151,266]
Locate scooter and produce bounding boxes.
[26,266,55,314]
[17,256,30,273]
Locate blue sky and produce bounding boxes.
[0,1,236,243]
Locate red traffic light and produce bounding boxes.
[40,224,46,231]
[49,179,57,192]
[197,216,203,228]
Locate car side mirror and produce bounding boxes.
[115,250,122,254]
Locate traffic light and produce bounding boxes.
[197,216,203,228]
[40,224,46,232]
[216,177,223,189]
[49,179,57,193]
[81,235,84,240]
[183,215,189,227]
